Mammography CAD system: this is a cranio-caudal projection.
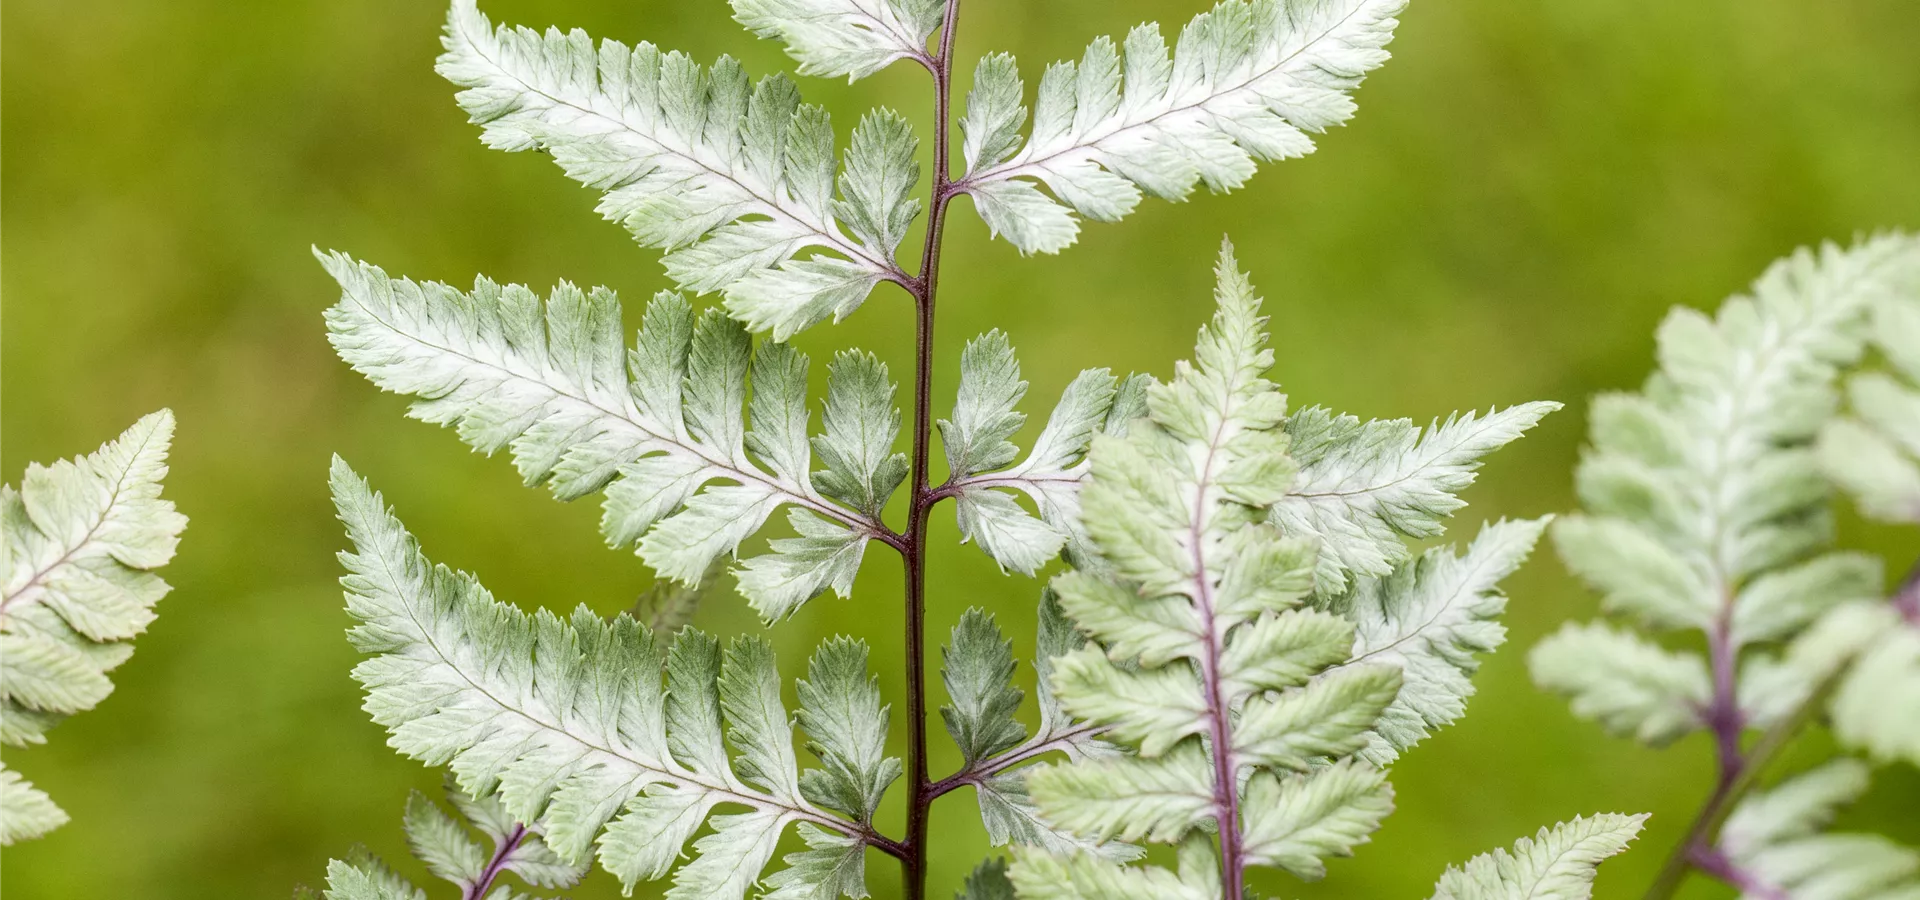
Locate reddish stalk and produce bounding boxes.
[897,4,964,898]
[464,825,527,900]
[1645,555,1920,900]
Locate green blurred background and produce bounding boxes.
[4,0,1918,896]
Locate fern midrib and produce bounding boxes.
[0,423,165,617]
[341,291,880,537]
[456,21,903,280]
[1188,408,1246,897]
[968,0,1378,185]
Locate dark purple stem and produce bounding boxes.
[1705,612,1747,785]
[1688,846,1789,900]
[1186,423,1244,900]
[1893,558,1920,625]
[1646,556,1920,900]
[898,4,963,899]
[464,825,527,900]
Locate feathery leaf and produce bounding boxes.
[1430,814,1647,900]
[959,0,1406,253]
[731,0,944,81]
[0,411,185,844]
[330,460,888,899]
[323,256,895,620]
[439,0,915,338]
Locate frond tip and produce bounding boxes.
[1430,814,1647,900]
[730,0,945,81]
[0,410,186,845]
[957,0,1406,254]
[329,459,898,899]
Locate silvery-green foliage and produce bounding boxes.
[1804,244,1920,771]
[938,593,1138,861]
[957,0,1405,254]
[939,330,1150,573]
[732,0,945,81]
[311,782,587,900]
[1428,814,1647,900]
[1328,516,1549,764]
[330,460,897,900]
[1275,404,1557,596]
[1003,244,1584,897]
[1820,256,1920,524]
[322,254,903,623]
[1718,761,1920,900]
[1533,235,1920,745]
[1531,233,1920,898]
[0,411,185,845]
[439,0,920,340]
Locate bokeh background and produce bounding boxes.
[4,0,1918,896]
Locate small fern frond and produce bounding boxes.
[956,0,1405,254]
[938,329,1150,573]
[439,0,921,338]
[1329,516,1548,763]
[330,460,897,899]
[1430,814,1646,900]
[0,410,186,845]
[323,254,908,621]
[731,0,945,81]
[939,594,1137,862]
[314,781,587,900]
[1010,241,1400,895]
[1275,403,1557,596]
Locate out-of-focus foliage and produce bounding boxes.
[5,0,1919,897]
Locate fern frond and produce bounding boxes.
[1718,762,1920,900]
[330,460,895,899]
[1330,516,1548,763]
[1537,234,1920,741]
[938,330,1148,573]
[938,594,1137,861]
[1819,239,1920,523]
[1429,814,1646,900]
[1012,241,1403,894]
[1275,404,1557,596]
[956,0,1405,254]
[323,254,904,620]
[731,0,945,81]
[0,410,185,844]
[315,781,587,900]
[439,0,919,338]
